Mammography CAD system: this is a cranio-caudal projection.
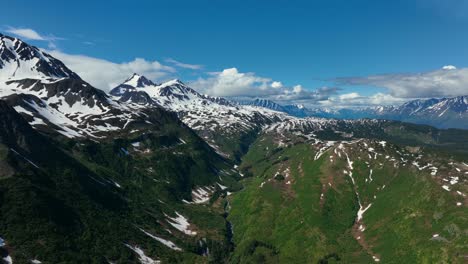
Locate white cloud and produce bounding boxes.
[271,81,283,88]
[6,28,46,40]
[339,92,360,100]
[190,68,337,104]
[336,66,468,98]
[293,85,302,93]
[320,92,408,108]
[190,68,273,97]
[274,86,340,103]
[5,27,63,49]
[442,65,457,70]
[165,58,203,70]
[47,50,175,92]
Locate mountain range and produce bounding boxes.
[243,96,468,129]
[0,33,467,263]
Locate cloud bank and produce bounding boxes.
[336,65,468,98]
[319,92,408,108]
[190,68,338,104]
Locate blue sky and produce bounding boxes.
[3,0,468,107]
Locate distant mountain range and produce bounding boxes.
[242,96,468,129]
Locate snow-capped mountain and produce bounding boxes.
[0,34,169,138]
[110,74,294,157]
[0,33,293,150]
[333,96,468,129]
[389,96,468,117]
[281,104,310,117]
[112,75,234,107]
[0,33,80,81]
[379,96,468,129]
[243,98,286,112]
[110,74,290,129]
[242,95,468,129]
[241,99,311,117]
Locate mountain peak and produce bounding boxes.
[0,33,81,81]
[122,73,156,88]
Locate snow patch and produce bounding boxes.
[139,228,182,251]
[217,183,228,190]
[2,256,12,264]
[165,212,197,236]
[314,141,335,161]
[368,169,373,183]
[357,203,372,221]
[449,177,459,185]
[125,244,160,264]
[190,186,215,204]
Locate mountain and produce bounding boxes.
[112,75,234,108]
[0,33,80,81]
[378,96,468,129]
[241,96,468,129]
[241,99,312,117]
[243,99,286,112]
[111,75,290,159]
[282,104,309,117]
[0,35,178,139]
[316,96,468,129]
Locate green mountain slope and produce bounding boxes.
[228,132,468,263]
[0,100,240,263]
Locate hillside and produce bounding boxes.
[229,128,468,263]
[0,34,242,263]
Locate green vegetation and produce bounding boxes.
[0,103,238,263]
[228,137,369,263]
[228,133,468,263]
